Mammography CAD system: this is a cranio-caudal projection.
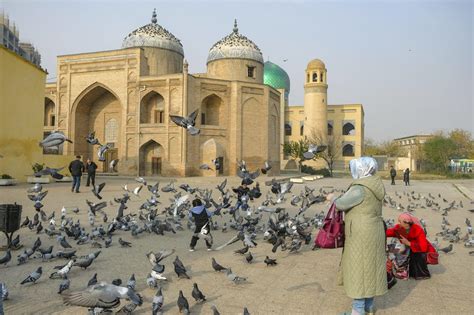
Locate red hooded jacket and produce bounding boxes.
[386,224,436,253]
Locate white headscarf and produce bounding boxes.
[349,157,378,179]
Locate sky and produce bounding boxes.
[2,0,473,142]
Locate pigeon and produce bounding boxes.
[50,260,75,279]
[132,185,143,197]
[261,161,272,174]
[39,131,72,148]
[112,279,123,286]
[135,177,147,185]
[85,200,107,216]
[243,307,251,315]
[264,256,277,266]
[20,266,43,285]
[92,182,106,200]
[20,216,30,228]
[58,277,70,294]
[152,286,164,315]
[73,257,94,270]
[0,249,11,266]
[127,274,136,290]
[87,273,98,287]
[439,244,453,254]
[245,251,253,263]
[118,238,132,247]
[0,282,8,301]
[147,273,157,288]
[97,144,111,161]
[170,109,200,135]
[174,256,190,279]
[192,282,206,302]
[27,183,43,193]
[63,282,143,309]
[200,164,213,171]
[34,166,65,179]
[85,131,100,145]
[235,246,249,255]
[59,236,72,249]
[146,249,175,266]
[225,268,247,284]
[303,144,327,159]
[211,257,228,272]
[212,158,221,171]
[177,290,190,314]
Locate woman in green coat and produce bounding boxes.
[335,157,387,315]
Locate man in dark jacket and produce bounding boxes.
[403,168,410,186]
[390,166,397,185]
[85,158,98,187]
[188,198,213,251]
[68,155,85,193]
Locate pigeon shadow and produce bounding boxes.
[286,281,326,293]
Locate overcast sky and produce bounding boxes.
[2,0,472,141]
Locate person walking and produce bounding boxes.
[403,168,410,186]
[390,166,396,185]
[334,157,387,315]
[68,155,85,193]
[85,158,98,187]
[188,198,213,251]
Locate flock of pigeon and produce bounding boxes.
[0,155,343,314]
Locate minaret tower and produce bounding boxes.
[303,59,328,144]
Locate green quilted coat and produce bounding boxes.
[335,175,388,299]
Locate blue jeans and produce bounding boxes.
[353,297,374,314]
[72,175,81,192]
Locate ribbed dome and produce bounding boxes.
[207,20,263,64]
[264,61,290,92]
[122,9,184,56]
[306,59,326,70]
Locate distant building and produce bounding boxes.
[0,11,41,67]
[392,134,433,171]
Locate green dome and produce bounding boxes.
[264,61,290,93]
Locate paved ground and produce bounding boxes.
[0,176,473,314]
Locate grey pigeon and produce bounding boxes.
[118,238,132,247]
[92,182,106,200]
[1,282,9,301]
[27,183,43,193]
[87,273,98,287]
[63,282,142,309]
[127,274,136,290]
[174,256,190,279]
[211,257,228,272]
[97,144,111,162]
[192,282,206,302]
[303,144,327,159]
[225,268,247,284]
[109,159,119,172]
[73,257,94,270]
[85,131,100,145]
[177,290,190,314]
[170,109,200,135]
[245,251,253,263]
[261,161,272,174]
[439,244,453,254]
[58,277,70,294]
[20,266,43,285]
[152,286,164,315]
[264,256,277,266]
[34,166,65,179]
[39,131,72,148]
[0,250,11,266]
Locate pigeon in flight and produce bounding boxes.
[92,182,106,200]
[34,166,65,179]
[303,144,327,159]
[170,109,200,135]
[261,161,272,174]
[39,131,72,149]
[85,131,100,145]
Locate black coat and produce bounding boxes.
[86,162,98,174]
[69,160,85,176]
[390,169,397,177]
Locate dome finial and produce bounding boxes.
[151,8,157,24]
[233,19,238,33]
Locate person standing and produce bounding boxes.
[85,158,98,187]
[390,166,396,185]
[68,155,85,193]
[403,168,410,186]
[333,157,387,315]
[188,198,213,251]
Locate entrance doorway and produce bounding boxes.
[152,157,162,175]
[104,148,118,172]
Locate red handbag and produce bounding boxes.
[314,202,345,248]
[426,251,439,265]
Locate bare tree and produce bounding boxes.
[309,130,342,177]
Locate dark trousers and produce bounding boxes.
[409,252,430,279]
[86,172,96,187]
[391,176,395,185]
[190,224,212,248]
[72,175,81,192]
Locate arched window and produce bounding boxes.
[140,92,165,124]
[44,98,55,127]
[201,94,223,126]
[342,144,355,157]
[284,123,292,136]
[307,73,310,83]
[320,73,324,83]
[312,72,318,82]
[342,122,355,135]
[105,118,118,143]
[328,122,333,136]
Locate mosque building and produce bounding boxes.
[43,10,363,176]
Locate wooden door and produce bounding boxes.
[151,157,161,175]
[104,148,118,172]
[218,157,224,175]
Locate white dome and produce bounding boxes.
[207,20,263,64]
[122,9,184,56]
